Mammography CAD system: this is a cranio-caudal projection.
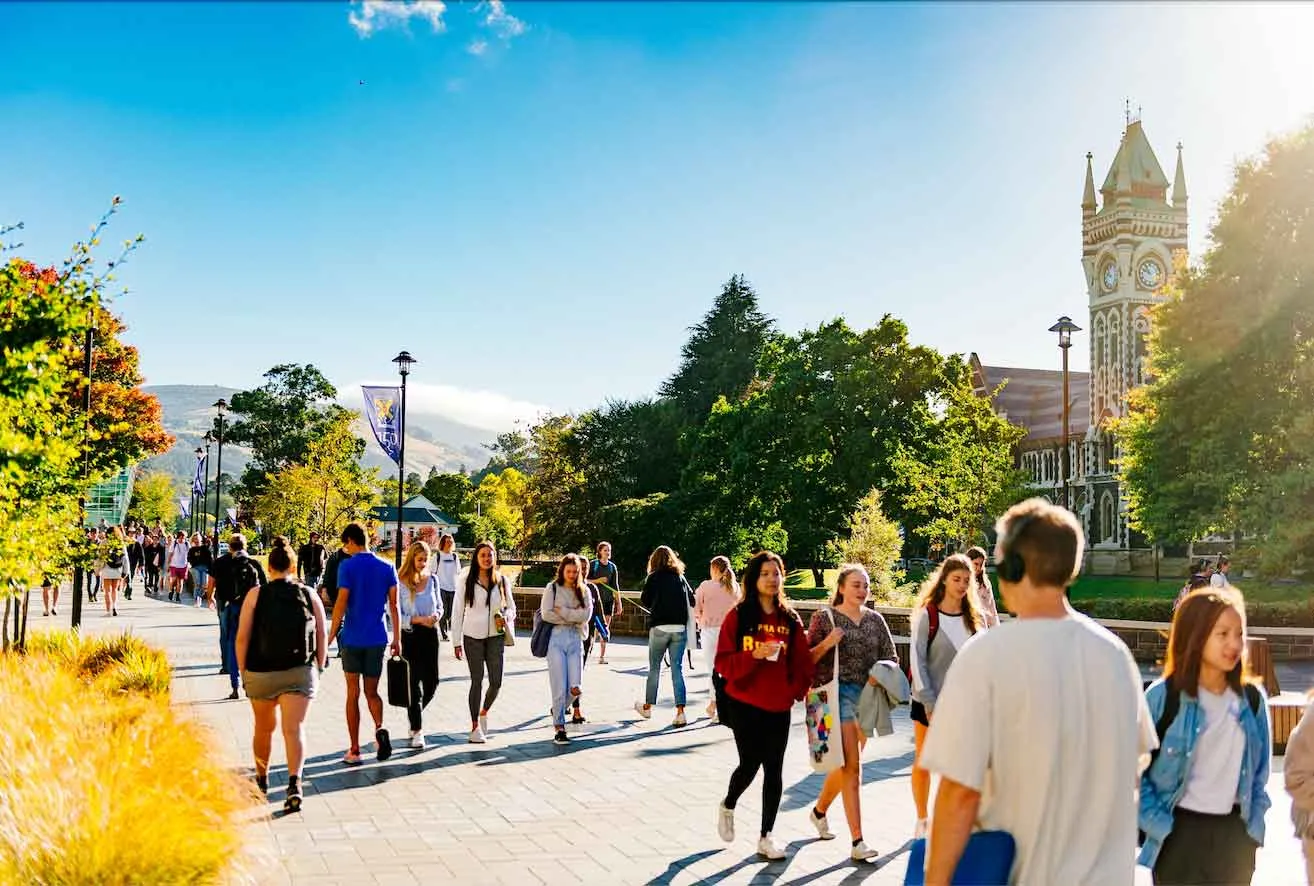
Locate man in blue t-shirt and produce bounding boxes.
[329,522,401,764]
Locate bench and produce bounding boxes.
[1270,696,1308,755]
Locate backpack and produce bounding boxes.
[229,555,261,604]
[105,547,124,570]
[249,578,316,671]
[1148,678,1263,768]
[902,604,940,681]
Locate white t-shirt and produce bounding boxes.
[919,613,1156,886]
[908,608,972,697]
[1179,686,1245,814]
[1210,572,1229,588]
[168,541,189,568]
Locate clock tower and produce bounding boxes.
[1077,117,1188,547]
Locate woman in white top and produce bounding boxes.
[693,556,740,720]
[964,546,999,628]
[435,534,461,641]
[452,541,516,744]
[909,553,982,838]
[540,553,593,746]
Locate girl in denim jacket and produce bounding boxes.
[1139,589,1271,885]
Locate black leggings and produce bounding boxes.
[464,635,505,722]
[402,625,440,732]
[439,590,455,635]
[724,701,791,838]
[1154,806,1257,885]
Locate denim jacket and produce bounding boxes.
[1138,677,1271,868]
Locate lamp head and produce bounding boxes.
[1048,315,1081,350]
[392,350,415,377]
[214,398,228,416]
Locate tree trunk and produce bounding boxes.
[811,566,825,589]
[17,588,29,651]
[1,595,10,652]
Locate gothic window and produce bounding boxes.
[1100,491,1117,545]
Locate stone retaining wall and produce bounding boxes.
[511,589,1314,663]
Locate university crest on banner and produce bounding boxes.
[362,385,402,465]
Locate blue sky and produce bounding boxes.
[2,2,1312,432]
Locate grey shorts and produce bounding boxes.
[340,644,386,679]
[242,666,318,701]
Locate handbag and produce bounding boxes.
[386,655,410,708]
[496,577,516,647]
[903,830,1016,885]
[804,608,845,774]
[530,585,554,658]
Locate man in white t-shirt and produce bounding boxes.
[920,498,1157,886]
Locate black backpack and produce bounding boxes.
[229,555,261,604]
[105,547,124,570]
[249,578,316,672]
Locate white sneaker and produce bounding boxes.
[672,710,688,727]
[756,834,786,861]
[479,713,489,735]
[634,701,652,720]
[810,808,835,840]
[469,726,487,744]
[850,840,879,862]
[597,656,608,664]
[409,731,425,749]
[717,802,735,843]
[914,817,928,839]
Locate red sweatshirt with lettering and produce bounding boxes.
[715,606,815,712]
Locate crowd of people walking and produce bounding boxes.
[61,499,1313,884]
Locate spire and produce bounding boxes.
[1083,152,1097,214]
[1172,141,1188,208]
[1115,131,1132,199]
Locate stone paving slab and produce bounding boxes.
[61,593,1308,885]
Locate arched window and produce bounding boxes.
[1100,491,1117,545]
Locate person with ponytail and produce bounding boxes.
[540,553,593,745]
[235,536,326,812]
[694,556,740,721]
[908,553,984,838]
[715,550,814,861]
[397,540,443,749]
[964,546,999,628]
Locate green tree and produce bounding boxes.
[660,274,776,419]
[223,364,353,501]
[420,471,479,545]
[471,468,529,554]
[474,428,534,482]
[127,472,180,527]
[522,414,589,554]
[1121,122,1314,571]
[831,489,903,599]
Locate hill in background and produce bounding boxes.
[141,384,491,485]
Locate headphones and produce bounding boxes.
[996,512,1038,584]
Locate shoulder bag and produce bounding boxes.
[530,584,554,658]
[804,608,845,773]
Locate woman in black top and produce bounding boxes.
[634,545,695,728]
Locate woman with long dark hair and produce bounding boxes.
[1140,589,1271,884]
[452,541,516,744]
[540,553,593,745]
[964,546,999,628]
[635,545,695,727]
[397,540,442,749]
[715,550,814,861]
[806,564,897,861]
[909,553,983,838]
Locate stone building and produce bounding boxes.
[973,116,1188,555]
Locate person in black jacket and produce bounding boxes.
[634,545,695,728]
[298,532,328,588]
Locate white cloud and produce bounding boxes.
[345,380,550,432]
[467,37,489,56]
[478,0,526,39]
[348,0,447,38]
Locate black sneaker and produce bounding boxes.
[255,774,268,795]
[553,729,570,745]
[284,776,302,812]
[571,712,586,725]
[375,727,392,761]
[227,688,239,700]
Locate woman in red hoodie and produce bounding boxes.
[715,550,814,861]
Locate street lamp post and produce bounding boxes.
[391,350,415,567]
[192,446,205,535]
[71,308,94,630]
[1049,315,1082,511]
[202,431,213,544]
[211,399,227,557]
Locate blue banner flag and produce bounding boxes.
[192,452,207,495]
[179,497,191,519]
[362,385,403,465]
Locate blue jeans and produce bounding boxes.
[217,600,230,669]
[221,603,241,689]
[191,566,208,598]
[547,626,583,728]
[646,627,687,707]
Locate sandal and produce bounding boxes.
[342,751,363,766]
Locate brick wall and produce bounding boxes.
[510,588,1314,663]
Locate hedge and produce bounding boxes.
[1073,597,1314,628]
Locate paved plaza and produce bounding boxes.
[73,594,1310,885]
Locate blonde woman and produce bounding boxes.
[694,556,740,720]
[635,545,695,727]
[806,564,897,861]
[541,553,593,745]
[397,540,443,749]
[909,553,983,837]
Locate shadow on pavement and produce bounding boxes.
[780,750,915,812]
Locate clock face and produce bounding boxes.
[1101,261,1118,292]
[1138,258,1164,290]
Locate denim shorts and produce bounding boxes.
[340,644,385,678]
[838,681,864,722]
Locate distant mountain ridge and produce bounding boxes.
[140,384,491,485]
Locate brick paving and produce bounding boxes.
[68,591,1309,885]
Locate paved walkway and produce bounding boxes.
[68,593,1309,885]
